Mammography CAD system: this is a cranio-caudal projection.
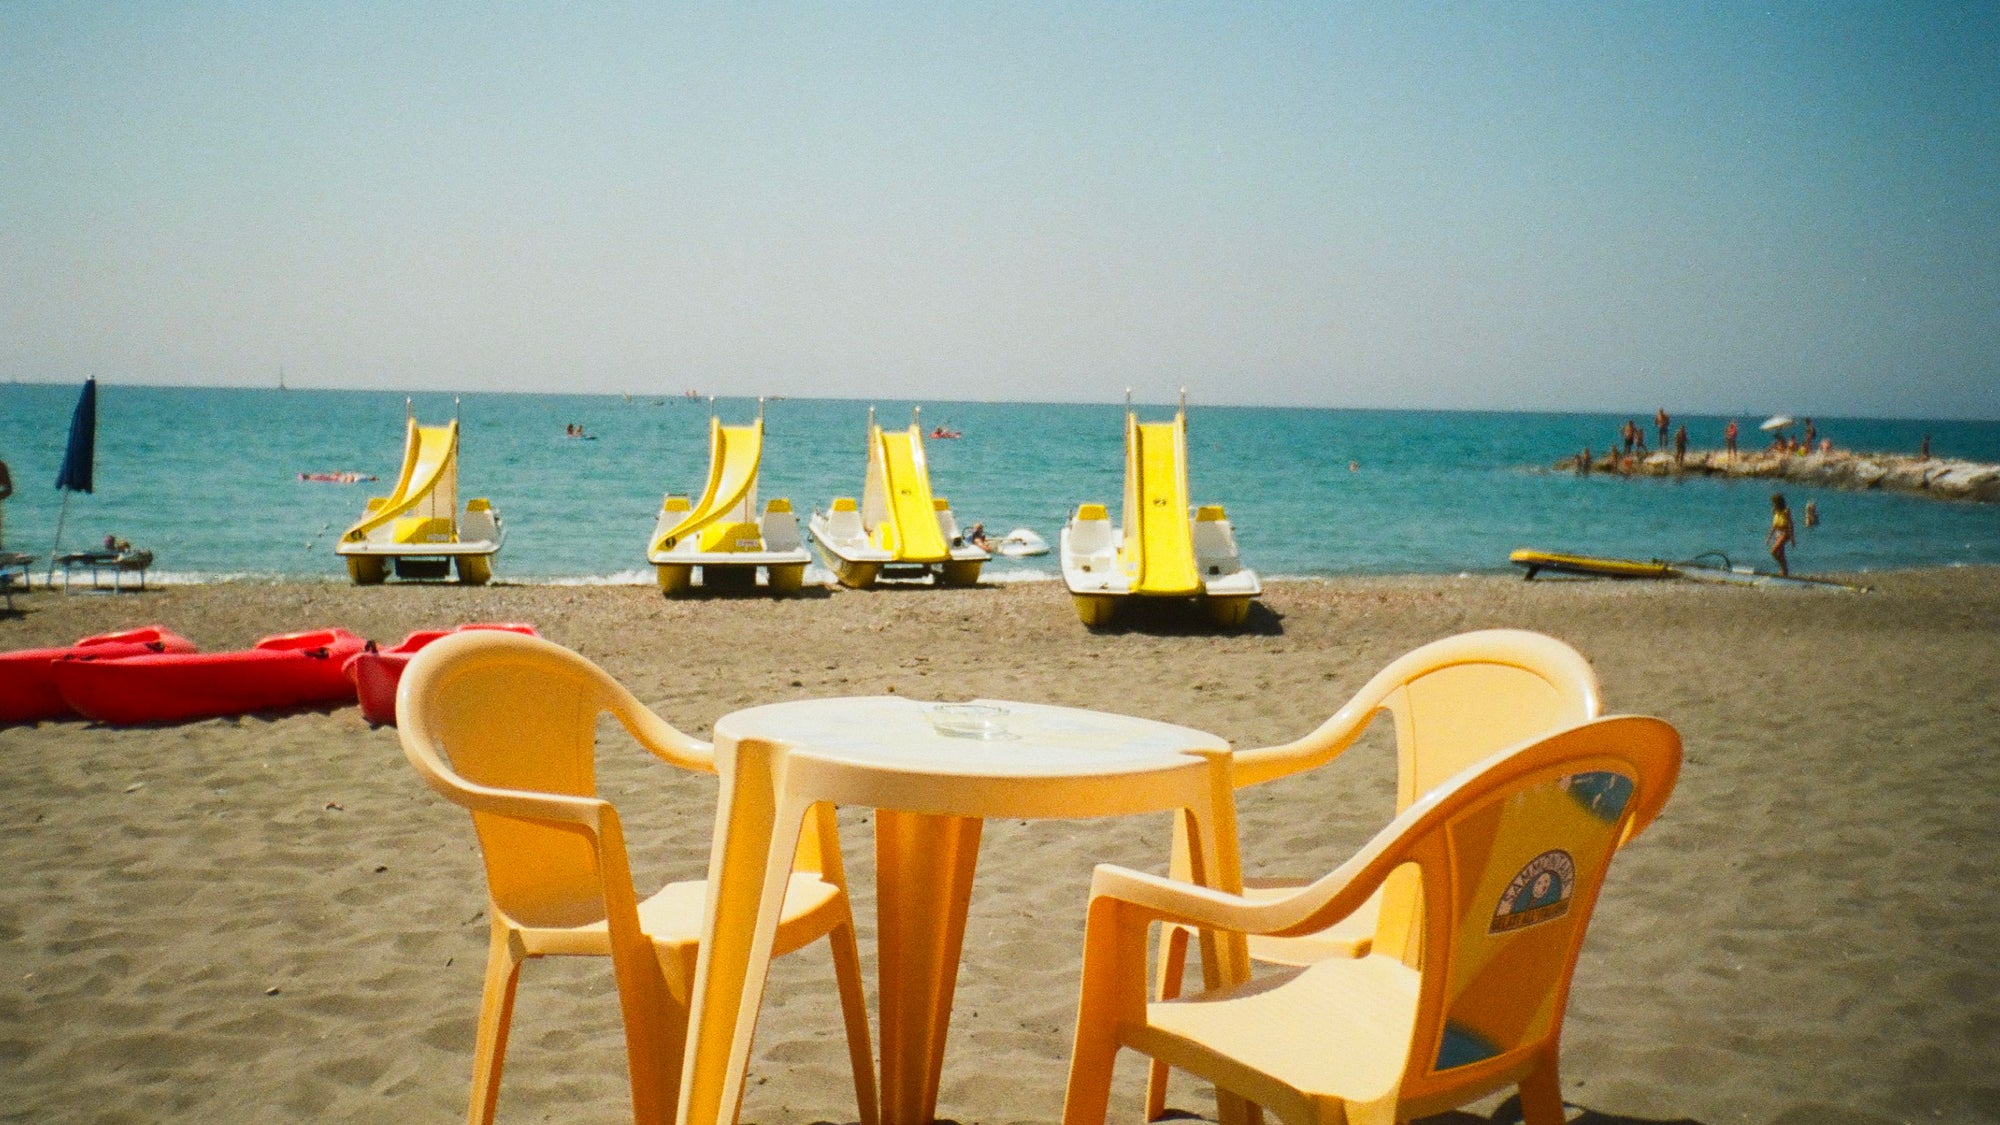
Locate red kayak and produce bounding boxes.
[1,627,199,724]
[344,622,538,726]
[53,628,368,725]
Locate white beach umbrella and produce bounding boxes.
[1759,414,1794,432]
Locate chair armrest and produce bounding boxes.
[410,766,612,831]
[620,702,716,773]
[605,685,715,773]
[1090,846,1392,942]
[1228,691,1383,788]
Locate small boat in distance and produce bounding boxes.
[1508,548,1675,581]
[991,527,1049,557]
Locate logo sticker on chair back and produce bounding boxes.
[1489,849,1575,933]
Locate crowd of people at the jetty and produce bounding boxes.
[1577,410,1855,476]
[1560,406,1952,572]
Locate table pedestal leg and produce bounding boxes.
[874,809,984,1125]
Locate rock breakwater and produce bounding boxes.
[1558,448,2000,503]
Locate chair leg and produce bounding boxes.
[1517,1055,1566,1125]
[1064,903,1147,1125]
[468,924,526,1125]
[618,943,692,1125]
[1144,923,1192,1120]
[1061,1020,1123,1125]
[827,918,882,1125]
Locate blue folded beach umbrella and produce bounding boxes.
[46,378,98,584]
[56,378,97,494]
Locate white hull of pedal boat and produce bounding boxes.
[337,502,504,586]
[1060,395,1259,627]
[808,506,987,589]
[808,406,988,592]
[1059,503,1260,628]
[808,410,988,589]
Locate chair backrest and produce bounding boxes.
[1373,630,1601,806]
[1348,716,1679,1115]
[1231,630,1600,794]
[1369,632,1603,964]
[397,631,697,931]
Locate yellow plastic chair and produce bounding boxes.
[396,631,878,1125]
[1065,715,1681,1125]
[1150,629,1602,1111]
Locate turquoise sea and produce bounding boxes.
[1,384,1995,584]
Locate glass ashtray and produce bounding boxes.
[928,703,1011,740]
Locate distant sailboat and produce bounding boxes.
[278,364,288,392]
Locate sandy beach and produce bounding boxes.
[2,570,1996,1125]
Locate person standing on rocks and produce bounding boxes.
[1674,424,1688,467]
[1656,408,1671,451]
[1767,493,1796,576]
[1725,419,1739,458]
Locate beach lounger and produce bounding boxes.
[0,551,32,609]
[1064,715,1682,1125]
[53,548,153,592]
[395,632,877,1125]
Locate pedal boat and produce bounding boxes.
[1059,392,1260,627]
[808,407,987,588]
[336,400,503,585]
[647,400,811,595]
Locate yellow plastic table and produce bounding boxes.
[678,695,1251,1125]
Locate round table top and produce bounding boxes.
[714,695,1229,781]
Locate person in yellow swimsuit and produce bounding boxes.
[1767,492,1795,576]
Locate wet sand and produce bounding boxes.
[2,570,1996,1125]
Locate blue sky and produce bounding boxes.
[3,3,1996,417]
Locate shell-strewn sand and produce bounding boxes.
[3,571,1996,1125]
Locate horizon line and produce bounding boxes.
[2,378,1994,425]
